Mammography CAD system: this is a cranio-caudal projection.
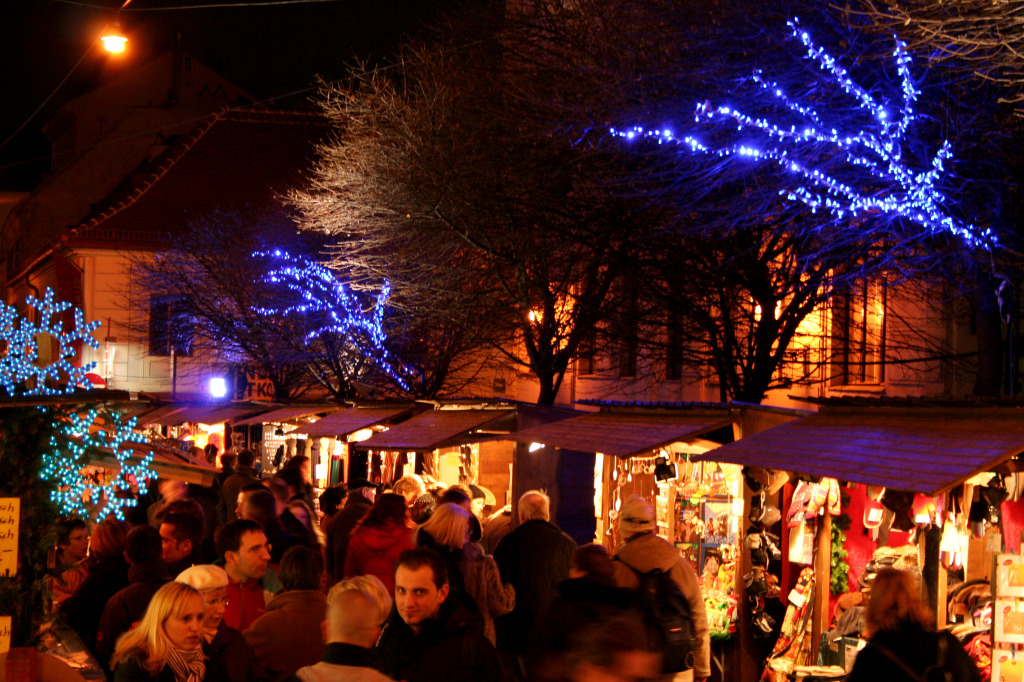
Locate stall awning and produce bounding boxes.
[232,405,340,426]
[89,441,218,486]
[691,406,1024,496]
[357,409,515,451]
[504,412,736,458]
[290,407,413,438]
[145,404,269,426]
[135,405,188,426]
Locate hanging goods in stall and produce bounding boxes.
[616,556,697,673]
[761,567,816,682]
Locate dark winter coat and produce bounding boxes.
[219,465,261,523]
[111,657,175,682]
[326,495,372,583]
[374,599,505,682]
[205,621,265,682]
[492,519,576,654]
[847,623,981,682]
[534,576,635,656]
[62,553,130,652]
[243,589,328,679]
[344,521,415,594]
[96,559,171,668]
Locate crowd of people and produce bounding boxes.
[47,449,721,682]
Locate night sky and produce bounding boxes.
[0,0,448,190]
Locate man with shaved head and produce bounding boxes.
[287,578,395,681]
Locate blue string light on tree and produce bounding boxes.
[44,409,154,521]
[255,250,410,390]
[609,18,995,250]
[1,288,156,519]
[0,288,100,396]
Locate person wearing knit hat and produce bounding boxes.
[176,565,262,682]
[612,495,711,682]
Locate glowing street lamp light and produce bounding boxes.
[101,21,127,53]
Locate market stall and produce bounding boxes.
[694,400,1024,681]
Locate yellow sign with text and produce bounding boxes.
[0,498,19,578]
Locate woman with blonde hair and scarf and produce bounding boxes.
[110,581,207,682]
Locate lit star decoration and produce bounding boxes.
[609,18,995,250]
[1,288,156,518]
[44,410,153,521]
[0,287,100,396]
[256,250,410,390]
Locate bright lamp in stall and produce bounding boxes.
[654,456,677,482]
[528,442,545,453]
[101,22,127,53]
[208,377,227,398]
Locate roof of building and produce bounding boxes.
[62,108,330,250]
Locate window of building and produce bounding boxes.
[148,295,194,357]
[830,280,885,385]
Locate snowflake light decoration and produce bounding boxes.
[0,287,100,396]
[44,410,154,521]
[610,18,995,250]
[256,250,410,390]
[1,288,155,519]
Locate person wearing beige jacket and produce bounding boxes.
[613,495,711,682]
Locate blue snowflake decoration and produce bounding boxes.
[610,18,995,250]
[0,287,100,396]
[44,410,154,521]
[256,250,410,390]
[1,288,156,519]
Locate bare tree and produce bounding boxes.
[292,29,645,404]
[848,0,1024,114]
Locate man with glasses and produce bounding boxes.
[176,564,262,682]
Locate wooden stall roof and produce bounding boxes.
[144,403,269,426]
[89,441,218,486]
[290,407,413,438]
[504,411,737,458]
[691,405,1024,495]
[357,409,515,451]
[233,405,340,426]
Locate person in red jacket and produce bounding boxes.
[344,493,415,594]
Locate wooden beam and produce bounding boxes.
[813,512,832,660]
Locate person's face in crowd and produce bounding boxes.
[62,527,90,562]
[394,564,449,633]
[229,531,270,581]
[159,523,192,563]
[200,587,229,629]
[471,497,485,519]
[299,460,312,484]
[572,651,662,682]
[163,594,205,650]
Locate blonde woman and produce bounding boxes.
[415,503,514,644]
[110,581,207,682]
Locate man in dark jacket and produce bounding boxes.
[219,449,261,524]
[375,548,505,682]
[96,525,170,669]
[493,490,576,662]
[326,479,374,585]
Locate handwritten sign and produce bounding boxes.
[0,498,19,578]
[0,615,10,654]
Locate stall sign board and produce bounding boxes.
[0,615,10,654]
[0,498,18,577]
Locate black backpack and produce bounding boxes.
[616,557,697,673]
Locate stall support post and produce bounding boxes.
[812,511,832,661]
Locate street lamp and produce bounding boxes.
[101,21,127,53]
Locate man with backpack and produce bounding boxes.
[613,495,710,682]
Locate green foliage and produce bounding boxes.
[830,521,850,596]
[0,407,61,646]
